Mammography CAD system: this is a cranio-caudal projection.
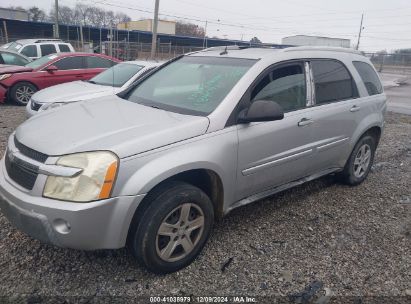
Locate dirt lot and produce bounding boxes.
[0,104,410,303]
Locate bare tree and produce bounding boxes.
[176,21,205,37]
[250,37,262,44]
[27,6,46,22]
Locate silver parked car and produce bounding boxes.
[26,60,161,116]
[0,46,386,273]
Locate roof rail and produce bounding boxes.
[34,39,63,43]
[200,45,254,52]
[283,46,362,55]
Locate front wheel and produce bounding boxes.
[129,181,214,274]
[339,135,376,185]
[10,82,37,106]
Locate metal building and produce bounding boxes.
[282,35,351,48]
[118,19,176,35]
[0,7,28,21]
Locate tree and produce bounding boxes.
[27,7,46,22]
[250,37,262,44]
[176,21,205,37]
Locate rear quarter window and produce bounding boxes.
[58,44,71,52]
[353,61,383,95]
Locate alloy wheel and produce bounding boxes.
[353,143,371,178]
[156,203,205,262]
[15,85,34,104]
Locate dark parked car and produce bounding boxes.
[0,52,121,105]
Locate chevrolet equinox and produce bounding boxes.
[0,46,386,273]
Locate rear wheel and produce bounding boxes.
[10,82,37,106]
[339,134,376,185]
[129,181,214,274]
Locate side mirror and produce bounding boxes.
[45,65,58,73]
[238,100,284,123]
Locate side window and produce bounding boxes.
[40,44,57,56]
[53,57,85,70]
[353,61,383,95]
[58,44,71,52]
[85,56,115,68]
[251,63,307,112]
[20,45,37,58]
[1,53,28,65]
[311,60,357,104]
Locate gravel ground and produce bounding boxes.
[0,104,410,303]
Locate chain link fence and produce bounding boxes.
[99,41,203,61]
[365,52,411,74]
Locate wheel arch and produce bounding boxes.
[126,168,225,245]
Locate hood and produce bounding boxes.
[16,95,210,158]
[32,81,119,104]
[0,64,32,74]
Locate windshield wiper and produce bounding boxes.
[87,80,97,84]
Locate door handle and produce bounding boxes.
[350,105,361,112]
[298,118,314,127]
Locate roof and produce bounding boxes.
[283,35,351,42]
[15,39,65,45]
[41,52,121,62]
[189,46,363,60]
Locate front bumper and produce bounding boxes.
[0,156,145,250]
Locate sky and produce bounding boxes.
[3,0,411,52]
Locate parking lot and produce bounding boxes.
[0,99,410,302]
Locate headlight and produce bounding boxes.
[43,151,119,202]
[0,74,12,81]
[39,102,65,112]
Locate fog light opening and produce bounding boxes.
[53,219,71,234]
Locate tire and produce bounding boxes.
[10,82,37,106]
[129,181,214,274]
[339,134,376,185]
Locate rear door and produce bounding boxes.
[236,61,315,200]
[304,59,361,174]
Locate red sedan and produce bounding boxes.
[0,52,120,105]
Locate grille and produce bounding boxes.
[14,137,48,163]
[30,100,42,111]
[5,149,39,190]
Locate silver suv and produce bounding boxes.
[0,46,386,273]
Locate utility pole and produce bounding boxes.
[202,20,208,49]
[150,0,160,59]
[54,0,59,38]
[356,13,364,50]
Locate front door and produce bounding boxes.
[41,56,87,86]
[236,61,315,200]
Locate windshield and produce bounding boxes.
[125,56,256,116]
[90,63,144,87]
[5,42,22,51]
[25,54,58,69]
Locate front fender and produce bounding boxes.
[113,127,239,210]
